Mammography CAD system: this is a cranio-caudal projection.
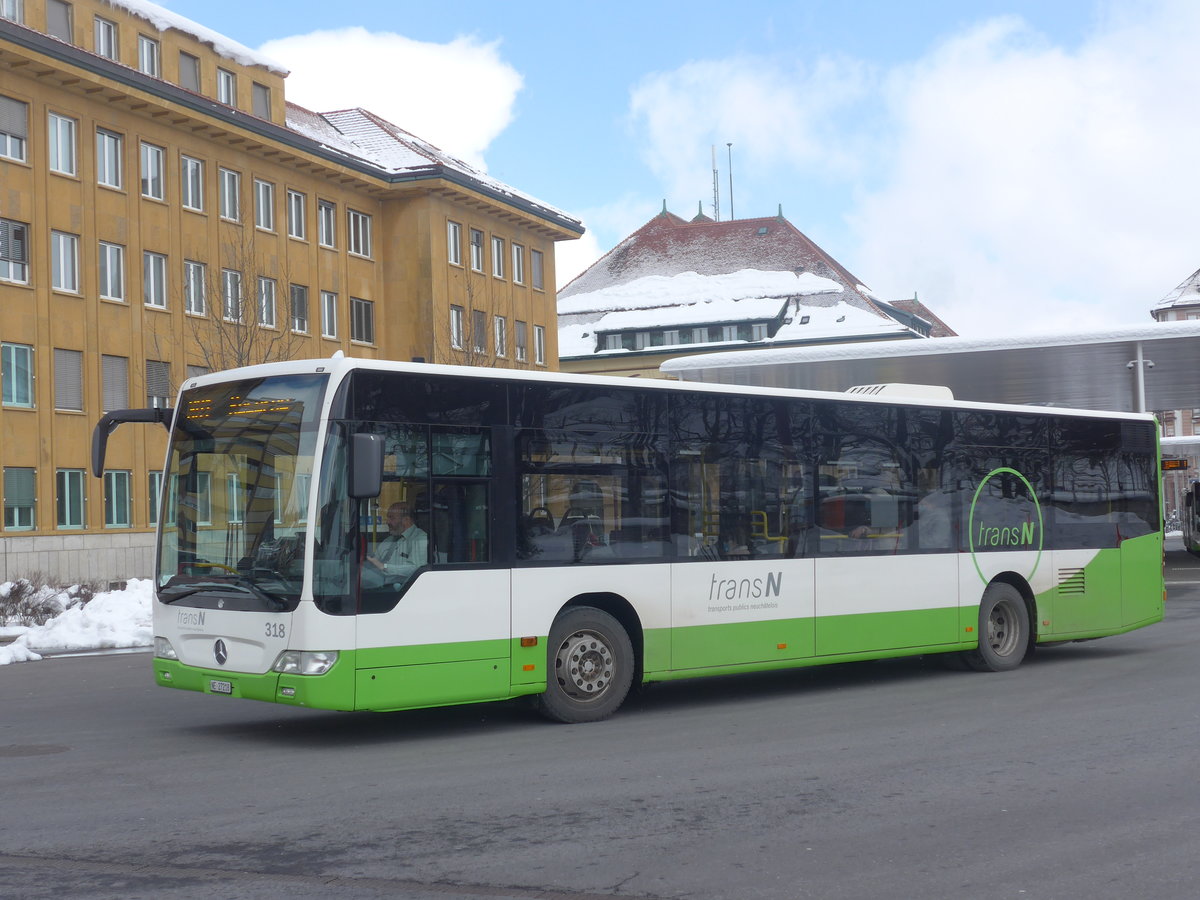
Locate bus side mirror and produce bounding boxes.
[349,433,384,499]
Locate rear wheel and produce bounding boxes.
[963,582,1030,672]
[535,607,634,724]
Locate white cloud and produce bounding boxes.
[628,55,872,217]
[258,28,521,169]
[852,1,1200,336]
[622,1,1200,338]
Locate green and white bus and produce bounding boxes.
[93,356,1164,723]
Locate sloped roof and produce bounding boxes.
[560,207,888,319]
[1156,267,1200,311]
[888,297,958,337]
[284,106,580,232]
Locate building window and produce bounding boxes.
[472,309,487,353]
[0,95,28,162]
[287,190,306,239]
[347,209,371,257]
[48,112,76,175]
[51,231,79,293]
[225,472,244,524]
[450,305,464,349]
[184,260,206,314]
[146,359,170,408]
[351,297,374,344]
[217,68,236,106]
[320,290,337,338]
[93,16,117,59]
[148,471,162,526]
[56,469,85,530]
[179,51,200,92]
[494,315,507,357]
[1,342,33,407]
[177,156,204,212]
[1,0,25,24]
[46,0,72,42]
[103,470,131,528]
[258,276,276,328]
[511,244,526,284]
[491,236,505,278]
[447,221,462,265]
[318,200,335,247]
[137,35,159,76]
[3,467,35,531]
[252,82,270,119]
[515,320,528,362]
[534,325,546,365]
[290,284,309,333]
[531,249,544,290]
[140,142,164,199]
[53,347,82,410]
[222,269,242,321]
[95,129,122,188]
[98,241,124,301]
[469,228,484,271]
[101,354,127,412]
[181,155,204,211]
[0,217,29,284]
[193,472,211,524]
[218,168,240,221]
[254,179,274,230]
[143,251,166,308]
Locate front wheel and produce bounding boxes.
[963,582,1030,672]
[535,607,634,724]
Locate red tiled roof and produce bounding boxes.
[560,208,889,319]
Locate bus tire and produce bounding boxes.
[964,582,1029,672]
[535,607,634,724]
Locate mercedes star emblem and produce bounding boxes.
[214,639,228,666]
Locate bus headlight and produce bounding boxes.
[154,637,178,660]
[271,650,339,676]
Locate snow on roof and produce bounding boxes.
[1156,267,1200,309]
[558,269,843,318]
[661,318,1200,374]
[560,299,910,358]
[559,209,887,319]
[296,108,576,225]
[101,0,287,74]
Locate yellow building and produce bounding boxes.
[0,0,582,583]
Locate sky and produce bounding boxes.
[146,0,1200,337]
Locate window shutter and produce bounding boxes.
[53,348,82,410]
[4,467,35,510]
[146,359,170,407]
[47,0,72,41]
[0,96,27,139]
[0,220,27,263]
[101,354,128,412]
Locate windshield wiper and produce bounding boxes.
[160,577,289,611]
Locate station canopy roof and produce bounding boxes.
[659,320,1200,414]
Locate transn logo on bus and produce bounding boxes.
[968,467,1044,585]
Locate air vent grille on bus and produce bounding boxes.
[844,383,955,401]
[1057,568,1086,595]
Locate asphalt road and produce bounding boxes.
[3,548,1200,900]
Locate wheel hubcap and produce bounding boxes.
[554,629,614,701]
[988,600,1020,657]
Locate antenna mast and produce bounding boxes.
[727,143,734,221]
[711,145,720,221]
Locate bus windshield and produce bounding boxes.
[157,373,329,611]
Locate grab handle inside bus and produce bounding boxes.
[91,407,173,477]
[350,432,384,499]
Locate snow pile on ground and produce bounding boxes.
[0,579,154,665]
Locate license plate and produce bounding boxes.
[209,679,233,694]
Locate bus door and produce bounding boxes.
[351,424,511,710]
